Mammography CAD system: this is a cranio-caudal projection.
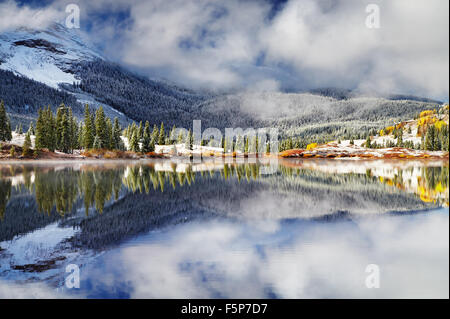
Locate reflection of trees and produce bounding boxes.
[79,169,123,215]
[1,161,447,249]
[33,168,124,217]
[422,166,448,190]
[418,166,449,204]
[1,162,448,220]
[34,169,78,216]
[0,179,12,220]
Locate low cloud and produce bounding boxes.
[0,0,62,32]
[84,212,448,298]
[2,0,449,98]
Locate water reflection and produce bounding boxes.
[77,210,449,298]
[0,159,448,298]
[0,159,448,220]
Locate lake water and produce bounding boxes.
[0,158,448,298]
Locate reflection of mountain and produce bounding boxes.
[0,160,447,249]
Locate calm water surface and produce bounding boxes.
[0,158,448,298]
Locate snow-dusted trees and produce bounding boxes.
[0,100,12,141]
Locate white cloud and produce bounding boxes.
[89,211,448,298]
[118,0,270,88]
[0,0,62,32]
[2,0,448,98]
[261,0,449,97]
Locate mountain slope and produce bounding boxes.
[0,23,101,89]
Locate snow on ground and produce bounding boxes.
[0,23,101,89]
[0,221,101,287]
[0,45,79,89]
[0,223,76,267]
[10,132,35,148]
[155,143,224,156]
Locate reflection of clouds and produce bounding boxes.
[90,210,448,298]
[0,281,72,299]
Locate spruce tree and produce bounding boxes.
[93,135,101,149]
[185,129,193,151]
[105,118,113,150]
[77,122,84,150]
[0,100,12,141]
[365,135,371,148]
[151,124,159,143]
[45,106,56,152]
[22,131,32,156]
[28,121,35,135]
[244,137,249,153]
[129,130,139,152]
[158,122,165,145]
[70,112,78,151]
[112,118,122,150]
[138,121,143,139]
[170,125,176,143]
[83,104,94,149]
[141,131,151,153]
[34,108,45,149]
[60,113,71,153]
[141,121,152,153]
[95,106,107,148]
[396,129,403,147]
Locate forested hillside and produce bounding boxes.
[69,60,210,126]
[0,69,82,115]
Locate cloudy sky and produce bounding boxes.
[1,0,449,99]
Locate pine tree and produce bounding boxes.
[141,131,151,153]
[55,104,65,149]
[141,121,153,153]
[83,104,94,149]
[95,106,107,148]
[244,137,249,153]
[151,124,159,143]
[425,126,432,151]
[177,130,184,144]
[112,117,122,150]
[93,135,101,149]
[22,131,32,156]
[45,106,56,152]
[440,125,449,151]
[105,118,112,149]
[60,113,71,153]
[55,104,72,152]
[129,130,139,152]
[70,111,78,151]
[77,122,84,149]
[185,129,193,151]
[0,100,12,141]
[34,108,45,149]
[158,122,165,145]
[396,129,403,147]
[170,125,176,143]
[28,121,35,135]
[17,123,23,135]
[137,121,143,139]
[365,135,371,148]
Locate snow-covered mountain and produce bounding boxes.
[0,23,207,128]
[0,22,101,89]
